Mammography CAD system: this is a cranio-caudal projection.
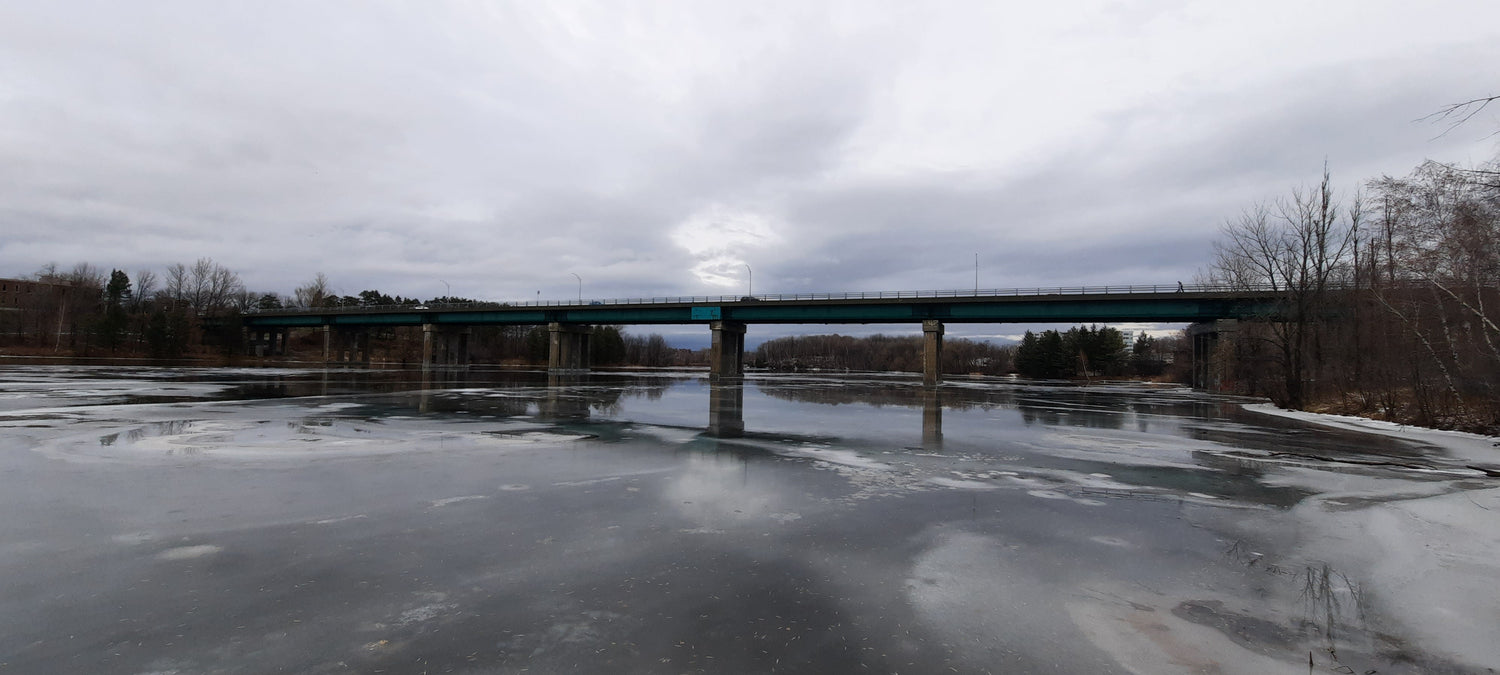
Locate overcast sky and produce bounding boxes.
[2,1,1497,343]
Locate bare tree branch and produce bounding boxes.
[1421,94,1499,139]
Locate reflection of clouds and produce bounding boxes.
[906,530,1074,666]
[664,452,785,527]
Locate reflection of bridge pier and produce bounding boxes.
[922,387,943,450]
[418,365,470,413]
[539,373,592,420]
[707,379,745,438]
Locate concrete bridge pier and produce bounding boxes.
[923,320,944,386]
[247,327,288,357]
[422,324,471,368]
[709,321,746,379]
[548,323,592,372]
[323,326,371,365]
[1189,319,1238,391]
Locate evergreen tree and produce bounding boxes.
[96,269,131,352]
[590,326,627,365]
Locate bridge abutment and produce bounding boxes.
[548,323,592,372]
[709,320,746,379]
[422,324,471,368]
[923,319,944,386]
[1189,319,1238,391]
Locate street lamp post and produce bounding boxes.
[571,273,581,303]
[745,264,752,298]
[440,279,450,301]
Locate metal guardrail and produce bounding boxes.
[249,283,1293,315]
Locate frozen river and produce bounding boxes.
[1,364,1497,673]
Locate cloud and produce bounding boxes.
[0,1,1496,307]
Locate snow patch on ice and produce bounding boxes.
[776,445,893,471]
[429,495,487,508]
[1294,486,1500,670]
[157,544,222,560]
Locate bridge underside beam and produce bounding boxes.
[423,324,470,368]
[548,323,592,372]
[923,320,944,386]
[709,321,746,379]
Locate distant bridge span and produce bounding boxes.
[242,284,1279,385]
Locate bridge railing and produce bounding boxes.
[249,283,1296,315]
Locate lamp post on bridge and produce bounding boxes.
[571,273,581,304]
[745,263,752,298]
[440,279,450,302]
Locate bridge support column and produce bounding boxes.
[1189,319,1238,391]
[422,324,471,368]
[247,327,288,357]
[709,321,746,379]
[323,326,371,365]
[548,323,592,372]
[923,320,944,387]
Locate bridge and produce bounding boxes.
[242,284,1280,386]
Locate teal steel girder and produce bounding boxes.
[241,294,1280,328]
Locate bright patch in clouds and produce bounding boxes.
[671,204,784,287]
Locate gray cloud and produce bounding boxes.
[1,1,1496,317]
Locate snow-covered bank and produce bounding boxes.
[1243,402,1500,467]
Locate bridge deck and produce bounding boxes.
[243,286,1281,328]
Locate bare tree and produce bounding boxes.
[1422,94,1499,138]
[293,273,332,309]
[132,269,157,313]
[163,263,189,311]
[1210,166,1359,408]
[1367,161,1500,426]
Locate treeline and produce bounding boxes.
[0,264,690,366]
[2,258,254,357]
[1208,158,1499,433]
[1015,326,1178,379]
[752,333,1013,375]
